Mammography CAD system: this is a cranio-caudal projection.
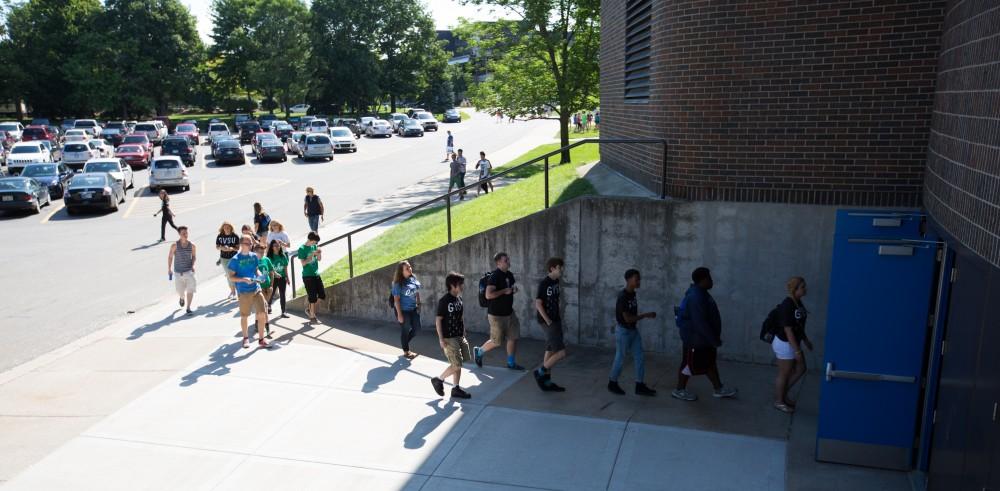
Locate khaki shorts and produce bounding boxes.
[442,336,471,368]
[237,291,267,317]
[174,271,196,295]
[488,313,520,346]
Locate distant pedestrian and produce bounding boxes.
[608,269,657,396]
[266,239,289,318]
[153,189,177,242]
[533,257,567,392]
[448,154,465,201]
[672,267,738,401]
[582,112,589,131]
[167,226,197,316]
[594,110,600,131]
[241,224,259,248]
[444,131,455,162]
[455,149,468,199]
[431,272,472,399]
[252,202,271,243]
[771,276,812,413]
[303,187,324,233]
[229,235,270,349]
[298,231,325,323]
[392,260,422,359]
[574,113,582,132]
[474,252,524,370]
[253,243,275,338]
[475,151,493,195]
[216,222,239,299]
[266,220,290,250]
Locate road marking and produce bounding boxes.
[40,201,64,223]
[122,186,147,219]
[201,180,206,196]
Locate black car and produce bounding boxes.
[239,121,261,143]
[214,140,245,165]
[256,139,287,162]
[20,162,73,198]
[211,135,238,159]
[397,118,425,137]
[0,177,50,214]
[274,123,294,142]
[161,137,196,167]
[63,172,126,214]
[443,109,462,123]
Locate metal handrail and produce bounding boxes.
[317,138,668,278]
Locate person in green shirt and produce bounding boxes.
[266,239,289,318]
[298,231,325,323]
[254,244,275,337]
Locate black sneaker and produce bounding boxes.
[533,369,549,391]
[507,362,526,371]
[608,381,626,395]
[635,382,657,396]
[185,309,192,316]
[546,382,566,392]
[431,377,445,396]
[451,386,471,399]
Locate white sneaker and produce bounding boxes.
[713,386,738,398]
[671,389,698,401]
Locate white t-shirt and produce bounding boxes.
[266,231,290,248]
[478,159,492,178]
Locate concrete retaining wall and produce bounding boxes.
[297,196,837,364]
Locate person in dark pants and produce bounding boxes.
[153,189,177,241]
[533,257,567,392]
[608,269,657,396]
[672,267,738,401]
[303,187,324,232]
[297,231,325,323]
[266,239,289,318]
[392,260,422,359]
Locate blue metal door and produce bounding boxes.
[817,210,940,470]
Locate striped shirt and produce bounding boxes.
[173,240,194,273]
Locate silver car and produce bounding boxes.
[300,133,334,161]
[365,120,393,138]
[149,156,190,191]
[83,158,134,190]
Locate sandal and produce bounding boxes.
[404,351,419,359]
[774,402,795,413]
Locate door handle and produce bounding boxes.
[825,362,916,384]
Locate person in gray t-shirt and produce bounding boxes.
[449,153,466,201]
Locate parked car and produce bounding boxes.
[152,120,169,141]
[88,139,113,158]
[406,108,426,118]
[0,176,50,214]
[443,108,462,123]
[289,104,310,113]
[83,158,134,190]
[21,125,58,144]
[38,140,61,162]
[64,172,125,214]
[0,121,25,141]
[161,136,196,166]
[60,119,77,132]
[211,135,237,158]
[300,133,334,161]
[365,119,393,138]
[174,123,200,145]
[148,156,189,191]
[121,134,152,153]
[30,118,51,126]
[239,121,261,144]
[286,131,306,154]
[63,129,91,143]
[256,138,287,163]
[213,139,245,165]
[115,144,151,169]
[7,142,52,174]
[251,132,279,155]
[63,142,98,170]
[388,113,408,130]
[414,112,439,131]
[307,119,329,135]
[329,127,358,152]
[133,122,162,145]
[397,118,425,137]
[20,162,73,198]
[338,118,362,138]
[207,122,230,144]
[101,121,130,146]
[125,120,138,131]
[297,115,316,131]
[274,123,294,142]
[359,117,376,131]
[73,119,101,137]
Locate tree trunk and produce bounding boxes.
[559,110,571,164]
[390,94,396,113]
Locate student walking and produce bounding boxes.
[475,151,493,195]
[252,203,271,243]
[582,112,589,131]
[594,110,600,131]
[153,190,178,242]
[431,272,472,399]
[455,149,468,200]
[392,260,422,359]
[533,258,567,392]
[772,276,812,413]
[448,154,465,201]
[228,235,270,349]
[304,187,324,233]
[167,226,197,316]
[266,239,289,318]
[266,220,290,250]
[298,231,325,323]
[216,222,239,299]
[608,269,658,396]
[444,131,455,162]
[473,252,524,370]
[672,267,738,401]
[253,243,275,338]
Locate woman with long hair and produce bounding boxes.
[772,276,813,413]
[266,239,289,318]
[392,260,422,359]
[253,202,270,243]
[267,220,291,250]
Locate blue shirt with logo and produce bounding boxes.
[391,276,421,311]
[228,252,261,294]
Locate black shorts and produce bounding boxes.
[541,320,566,352]
[303,276,326,303]
[682,344,717,375]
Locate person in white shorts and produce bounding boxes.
[168,226,197,316]
[772,276,813,413]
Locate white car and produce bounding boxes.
[329,127,357,152]
[208,122,230,143]
[83,158,134,190]
[388,113,407,130]
[149,156,189,191]
[300,133,333,161]
[152,120,168,141]
[62,142,99,169]
[88,139,113,158]
[6,142,51,174]
[307,119,329,134]
[286,131,307,154]
[289,104,310,113]
[63,129,91,143]
[0,122,24,141]
[73,119,102,137]
[365,120,393,138]
[359,117,376,131]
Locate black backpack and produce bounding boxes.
[478,271,493,308]
[759,305,781,343]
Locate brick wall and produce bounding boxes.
[924,0,1000,267]
[600,0,945,206]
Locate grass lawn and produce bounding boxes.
[555,125,600,139]
[311,142,600,288]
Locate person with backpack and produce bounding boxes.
[533,258,567,392]
[608,269,657,396]
[392,260,422,359]
[473,252,524,370]
[253,202,271,243]
[772,276,812,413]
[303,187,324,233]
[431,272,472,399]
[671,267,738,402]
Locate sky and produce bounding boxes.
[180,0,511,43]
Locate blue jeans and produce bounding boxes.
[400,310,420,352]
[609,326,644,383]
[307,214,320,232]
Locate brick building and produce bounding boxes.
[600,0,999,487]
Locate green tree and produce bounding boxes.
[460,0,600,162]
[373,2,440,112]
[246,0,310,116]
[210,0,258,110]
[309,0,381,114]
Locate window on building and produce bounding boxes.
[624,0,652,103]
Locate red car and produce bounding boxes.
[115,144,152,169]
[174,123,200,145]
[21,125,58,144]
[121,134,152,154]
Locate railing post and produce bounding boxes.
[544,156,550,209]
[289,251,296,294]
[660,141,668,200]
[347,234,354,278]
[445,194,452,243]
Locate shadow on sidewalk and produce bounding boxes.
[127,310,188,340]
[404,399,461,449]
[179,341,256,387]
[362,357,411,393]
[127,299,238,340]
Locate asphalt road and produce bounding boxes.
[0,113,559,372]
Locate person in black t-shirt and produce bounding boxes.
[608,269,658,396]
[431,272,472,399]
[533,258,568,392]
[216,222,240,299]
[772,276,812,413]
[473,252,524,370]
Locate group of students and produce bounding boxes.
[446,144,495,201]
[573,111,599,132]
[392,253,812,411]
